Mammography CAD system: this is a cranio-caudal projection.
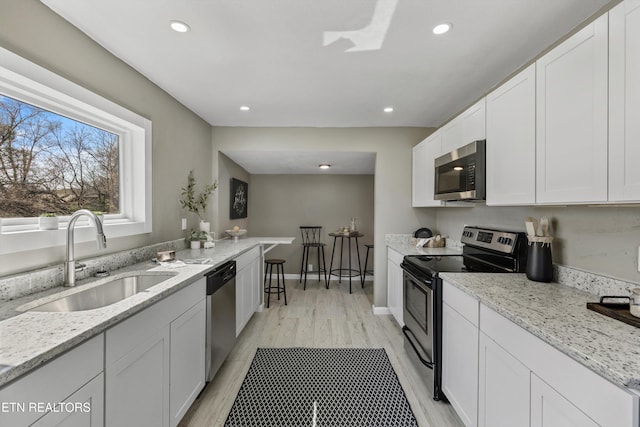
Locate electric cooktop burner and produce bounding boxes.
[402,255,466,276]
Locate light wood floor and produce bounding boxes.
[178,277,464,427]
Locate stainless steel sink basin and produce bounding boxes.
[29,273,176,312]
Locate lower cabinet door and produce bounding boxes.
[170,299,206,427]
[31,373,104,427]
[478,332,529,427]
[106,328,170,427]
[442,302,478,427]
[531,373,599,427]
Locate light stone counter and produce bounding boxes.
[385,234,463,257]
[0,236,294,388]
[440,272,640,391]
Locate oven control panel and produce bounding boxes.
[461,226,522,254]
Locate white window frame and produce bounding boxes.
[0,47,152,255]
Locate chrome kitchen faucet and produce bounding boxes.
[65,209,107,286]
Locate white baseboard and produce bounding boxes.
[372,305,391,316]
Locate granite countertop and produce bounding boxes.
[440,272,640,392]
[386,234,463,257]
[0,237,294,388]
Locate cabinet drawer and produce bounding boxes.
[0,334,103,427]
[442,280,479,326]
[480,303,639,427]
[235,246,261,271]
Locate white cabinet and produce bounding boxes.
[480,303,638,427]
[236,246,261,336]
[531,374,598,427]
[478,332,529,427]
[486,64,536,205]
[442,281,479,427]
[536,14,608,204]
[170,298,206,427]
[105,278,206,427]
[386,247,404,326]
[609,0,640,202]
[106,327,170,427]
[412,130,445,207]
[441,99,486,153]
[31,374,104,427]
[0,335,104,427]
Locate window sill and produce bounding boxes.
[0,220,151,256]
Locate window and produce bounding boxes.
[1,95,120,217]
[0,47,152,255]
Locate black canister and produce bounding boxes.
[526,240,553,282]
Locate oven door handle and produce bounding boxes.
[402,326,433,369]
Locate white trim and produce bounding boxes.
[372,305,392,316]
[0,47,152,255]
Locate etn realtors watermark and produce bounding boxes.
[1,401,91,414]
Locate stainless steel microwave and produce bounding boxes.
[434,140,486,201]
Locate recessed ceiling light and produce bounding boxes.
[383,107,394,113]
[432,23,452,35]
[319,164,331,169]
[453,166,464,171]
[240,106,250,111]
[170,20,190,33]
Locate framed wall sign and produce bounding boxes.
[230,178,248,219]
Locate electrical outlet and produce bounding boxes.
[308,263,313,272]
[181,218,187,230]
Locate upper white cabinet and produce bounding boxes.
[412,130,445,207]
[536,14,609,204]
[486,65,536,205]
[441,99,486,154]
[609,0,640,202]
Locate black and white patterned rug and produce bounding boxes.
[225,347,418,426]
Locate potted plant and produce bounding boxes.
[188,229,209,249]
[39,213,59,230]
[180,170,218,232]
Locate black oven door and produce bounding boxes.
[401,265,446,401]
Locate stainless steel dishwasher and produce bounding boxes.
[205,260,236,382]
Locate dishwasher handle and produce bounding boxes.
[206,261,236,295]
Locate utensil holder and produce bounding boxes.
[526,238,553,282]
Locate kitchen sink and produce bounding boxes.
[28,273,176,312]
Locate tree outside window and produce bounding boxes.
[0,95,119,218]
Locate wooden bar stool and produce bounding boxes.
[361,244,374,287]
[264,259,287,308]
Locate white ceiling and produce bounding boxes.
[41,0,612,129]
[222,151,376,174]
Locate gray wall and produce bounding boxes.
[217,153,251,234]
[0,0,213,275]
[212,126,436,307]
[434,205,640,284]
[249,174,375,276]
